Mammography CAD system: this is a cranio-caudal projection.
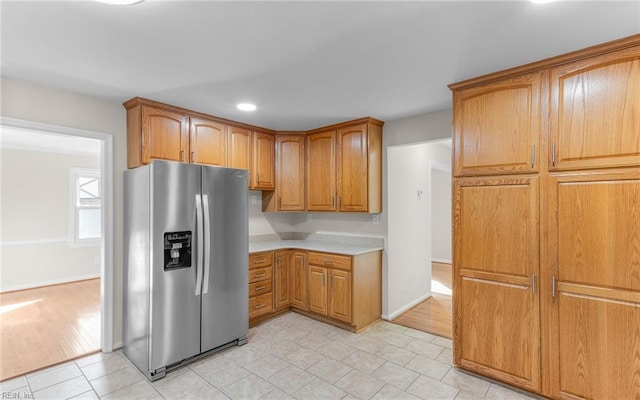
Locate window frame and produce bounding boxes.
[69,167,101,246]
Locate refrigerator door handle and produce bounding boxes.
[202,194,211,294]
[195,194,204,296]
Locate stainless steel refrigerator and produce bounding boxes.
[123,160,248,381]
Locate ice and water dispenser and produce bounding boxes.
[163,231,192,270]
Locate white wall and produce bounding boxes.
[1,76,127,345]
[387,143,431,318]
[1,148,101,291]
[431,163,452,263]
[249,191,294,235]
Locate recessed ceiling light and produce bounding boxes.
[237,103,257,112]
[95,0,145,5]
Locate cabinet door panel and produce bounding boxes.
[456,177,538,277]
[308,266,327,315]
[254,132,275,189]
[277,136,305,210]
[190,117,226,166]
[290,252,308,310]
[337,124,368,211]
[549,170,640,399]
[307,131,336,211]
[142,106,189,164]
[453,73,541,176]
[550,46,640,170]
[328,269,352,323]
[454,176,540,391]
[273,251,290,310]
[457,277,539,390]
[554,291,640,400]
[555,174,640,291]
[228,126,252,185]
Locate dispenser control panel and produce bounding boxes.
[163,231,192,271]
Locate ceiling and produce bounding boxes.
[1,1,639,131]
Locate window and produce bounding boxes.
[70,168,101,244]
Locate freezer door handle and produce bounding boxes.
[195,194,204,296]
[202,194,211,294]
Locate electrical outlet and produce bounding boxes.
[306,213,312,221]
[372,214,380,224]
[251,194,258,205]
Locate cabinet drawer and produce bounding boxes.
[308,252,351,270]
[249,293,273,319]
[249,252,273,269]
[249,267,272,283]
[249,279,272,297]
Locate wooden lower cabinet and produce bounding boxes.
[290,251,308,310]
[248,252,273,320]
[273,251,290,310]
[308,266,352,323]
[328,269,352,323]
[548,170,640,400]
[308,266,328,315]
[249,249,381,332]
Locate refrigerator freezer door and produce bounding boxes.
[201,166,249,352]
[150,161,202,371]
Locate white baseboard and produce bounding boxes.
[432,258,452,264]
[382,291,432,321]
[111,342,123,351]
[0,273,100,293]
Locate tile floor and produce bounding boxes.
[0,312,541,400]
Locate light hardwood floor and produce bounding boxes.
[0,279,100,381]
[392,262,453,338]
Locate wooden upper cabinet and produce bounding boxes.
[336,121,383,212]
[337,124,368,212]
[452,73,542,177]
[307,119,383,213]
[126,101,190,168]
[550,46,640,171]
[307,130,337,211]
[227,125,253,185]
[453,176,540,392]
[253,132,275,190]
[276,135,305,211]
[548,170,640,399]
[189,117,226,166]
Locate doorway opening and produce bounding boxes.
[388,139,452,338]
[0,119,113,381]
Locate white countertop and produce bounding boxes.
[249,239,383,256]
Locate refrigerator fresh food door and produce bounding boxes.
[150,161,202,371]
[200,166,249,352]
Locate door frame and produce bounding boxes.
[1,117,114,352]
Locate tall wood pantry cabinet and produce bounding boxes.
[450,34,640,400]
